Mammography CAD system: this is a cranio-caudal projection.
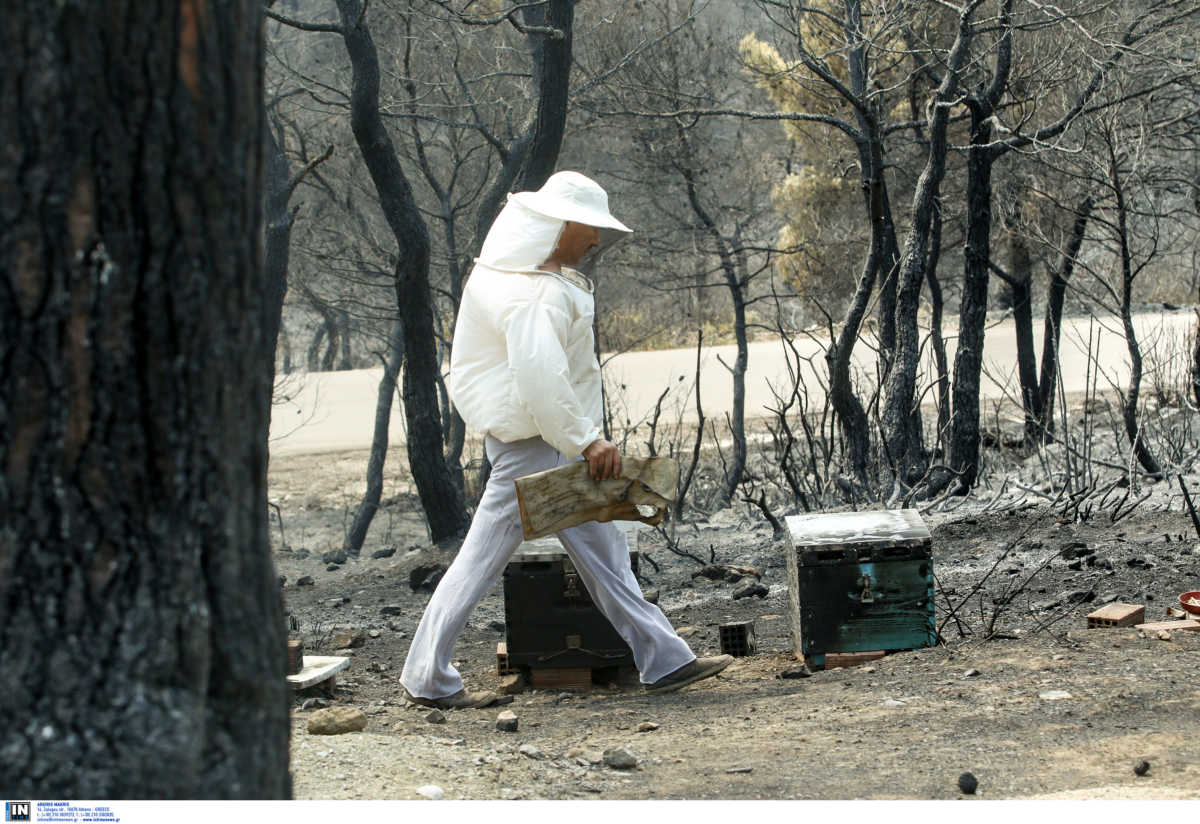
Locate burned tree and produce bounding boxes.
[0,0,290,798]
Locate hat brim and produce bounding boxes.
[510,191,633,233]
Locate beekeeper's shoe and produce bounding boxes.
[643,655,733,694]
[403,687,499,709]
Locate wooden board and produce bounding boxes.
[514,456,677,540]
[529,667,593,690]
[286,655,350,689]
[1134,619,1200,633]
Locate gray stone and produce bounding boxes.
[603,746,638,770]
[643,588,660,605]
[296,575,314,587]
[486,619,506,633]
[518,744,544,760]
[293,547,310,559]
[424,709,446,724]
[368,629,382,639]
[725,766,753,774]
[496,710,519,732]
[307,707,367,735]
[964,668,981,677]
[322,549,348,565]
[637,721,659,733]
[779,666,812,679]
[380,605,404,616]
[371,546,397,559]
[300,698,329,711]
[330,630,365,649]
[326,564,341,572]
[410,562,448,592]
[732,582,769,600]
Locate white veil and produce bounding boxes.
[474,195,629,278]
[475,198,564,273]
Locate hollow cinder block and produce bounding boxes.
[719,621,757,657]
[1086,603,1145,628]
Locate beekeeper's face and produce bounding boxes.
[550,221,601,266]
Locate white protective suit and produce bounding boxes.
[400,177,696,700]
[449,198,606,458]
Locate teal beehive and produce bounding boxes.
[784,509,935,669]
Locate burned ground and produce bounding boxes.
[271,449,1200,800]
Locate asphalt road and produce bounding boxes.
[268,308,1194,457]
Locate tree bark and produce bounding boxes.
[264,123,293,378]
[881,3,979,490]
[925,198,951,453]
[344,321,404,555]
[678,140,746,507]
[335,0,469,542]
[933,0,1013,496]
[1110,145,1162,478]
[1006,231,1041,444]
[943,115,996,493]
[472,0,575,250]
[0,0,289,797]
[1038,196,1093,432]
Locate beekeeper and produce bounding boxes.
[400,171,732,709]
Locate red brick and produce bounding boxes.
[823,650,886,669]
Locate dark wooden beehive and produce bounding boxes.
[502,531,640,671]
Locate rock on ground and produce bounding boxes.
[307,707,367,735]
[604,746,638,770]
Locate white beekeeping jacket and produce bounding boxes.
[449,198,607,458]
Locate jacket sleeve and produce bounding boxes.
[503,298,603,458]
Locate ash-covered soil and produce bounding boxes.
[269,448,1200,800]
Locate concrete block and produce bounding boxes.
[1087,603,1145,628]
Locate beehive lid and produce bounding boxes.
[785,509,930,549]
[513,520,640,562]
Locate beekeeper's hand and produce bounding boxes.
[582,439,622,482]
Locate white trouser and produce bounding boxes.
[400,435,695,699]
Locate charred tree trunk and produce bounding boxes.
[1110,146,1163,479]
[335,0,469,542]
[943,119,996,493]
[1192,308,1200,410]
[679,138,747,507]
[828,134,886,484]
[933,0,1013,496]
[822,0,894,485]
[880,10,976,490]
[264,123,293,378]
[1006,231,1041,445]
[473,0,574,249]
[0,0,289,797]
[925,198,951,453]
[307,323,327,372]
[1038,196,1093,433]
[344,321,404,555]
